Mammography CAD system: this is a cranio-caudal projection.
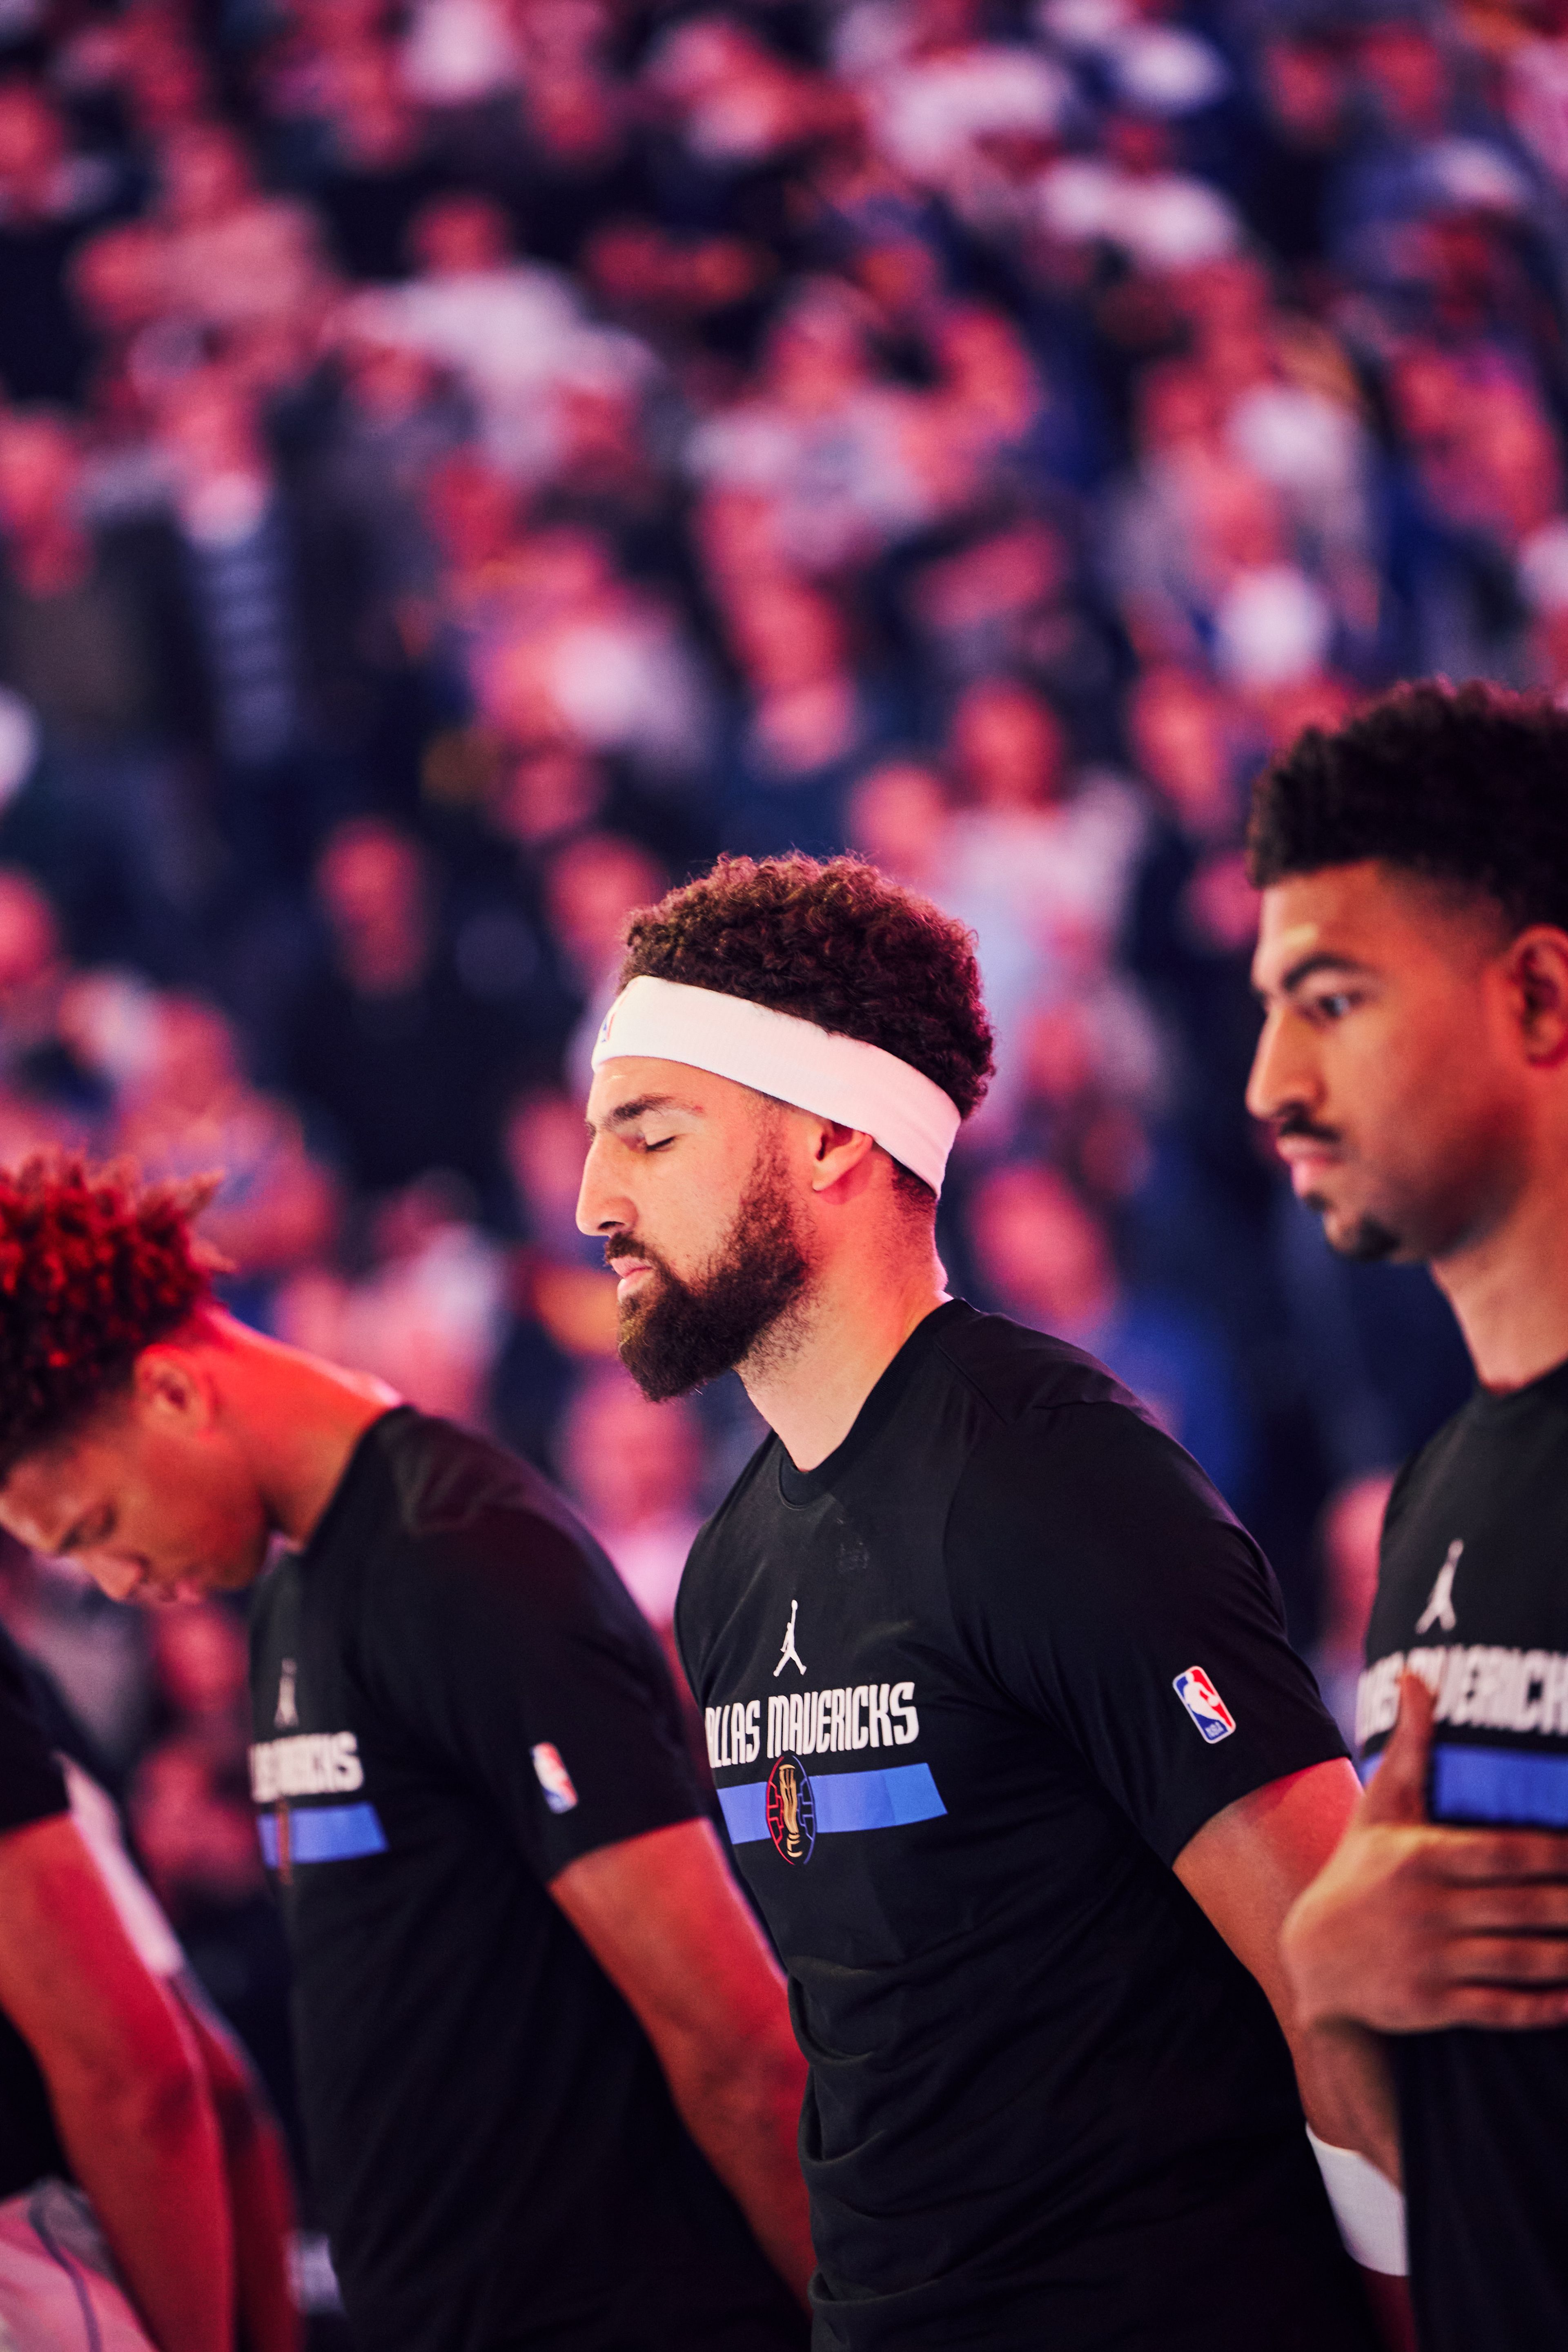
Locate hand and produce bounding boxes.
[1283,1673,1568,2034]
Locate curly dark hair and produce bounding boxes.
[1247,679,1568,931]
[0,1159,214,1481]
[619,854,994,1197]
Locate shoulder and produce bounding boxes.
[375,1409,577,1539]
[951,1387,1242,1552]
[1381,1398,1478,1548]
[682,1421,790,1684]
[931,1302,1156,1433]
[365,1410,625,1610]
[676,1435,777,1632]
[348,1419,679,1729]
[938,1315,1250,1581]
[685,1429,777,1552]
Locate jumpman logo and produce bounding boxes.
[1415,1541,1463,1636]
[773,1600,807,1679]
[275,1658,299,1729]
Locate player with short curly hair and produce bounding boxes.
[0,1156,813,2352]
[1249,677,1568,2352]
[620,851,995,1146]
[1249,677,1568,936]
[578,851,1393,2352]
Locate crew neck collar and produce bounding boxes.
[296,1401,413,1561]
[776,1299,969,1506]
[1469,1350,1568,1422]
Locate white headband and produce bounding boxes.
[592,975,962,1196]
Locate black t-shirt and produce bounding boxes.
[249,1407,805,2352]
[676,1302,1375,2352]
[0,1624,71,2201]
[1358,1360,1568,2352]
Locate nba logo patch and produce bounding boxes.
[532,1742,579,1813]
[1173,1667,1236,1744]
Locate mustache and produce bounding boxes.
[604,1234,667,1276]
[1272,1107,1340,1146]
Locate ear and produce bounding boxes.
[1506,927,1568,1068]
[132,1345,217,1432]
[804,1118,878,1195]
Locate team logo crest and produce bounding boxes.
[766,1752,816,1864]
[1173,1666,1236,1744]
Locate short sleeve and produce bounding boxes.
[0,1631,69,1841]
[948,1401,1345,1864]
[361,1503,705,1882]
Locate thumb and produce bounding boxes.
[1361,1670,1435,1824]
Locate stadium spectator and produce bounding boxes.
[718,572,900,857]
[274,1171,509,1423]
[279,816,521,1203]
[154,122,331,385]
[488,1082,617,1468]
[561,1367,705,1635]
[0,76,128,406]
[0,411,206,971]
[147,366,390,894]
[942,674,1143,1111]
[968,1155,1249,1503]
[109,994,339,1326]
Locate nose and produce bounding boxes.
[80,1552,145,1605]
[575,1131,630,1239]
[1245,1003,1316,1127]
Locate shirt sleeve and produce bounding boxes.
[360,1499,706,1883]
[947,1399,1345,1865]
[0,1630,69,1841]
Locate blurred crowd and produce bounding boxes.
[0,0,1552,2212]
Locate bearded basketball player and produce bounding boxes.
[1249,680,1568,2352]
[576,850,1405,2352]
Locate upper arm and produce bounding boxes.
[951,1404,1348,1862]
[0,1812,196,2105]
[369,1510,706,1884]
[1174,1757,1361,2020]
[549,1817,801,2086]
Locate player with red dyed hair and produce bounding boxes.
[0,1182,297,2352]
[0,1157,811,2352]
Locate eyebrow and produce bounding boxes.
[587,1092,704,1136]
[1255,950,1378,1001]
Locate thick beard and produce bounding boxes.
[615,1146,811,1403]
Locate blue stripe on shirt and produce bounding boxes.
[257,1802,388,1867]
[1430,1743,1568,1828]
[717,1762,945,1846]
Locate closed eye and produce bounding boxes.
[1306,990,1359,1022]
